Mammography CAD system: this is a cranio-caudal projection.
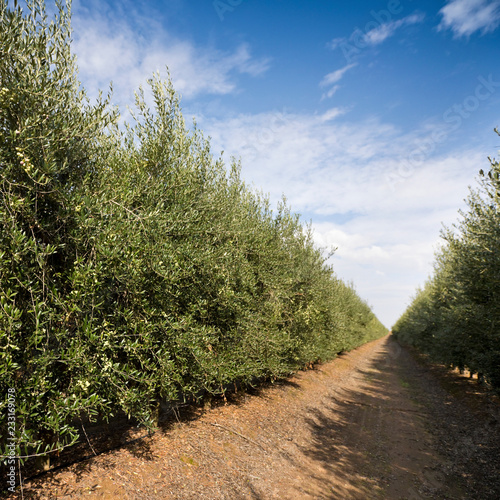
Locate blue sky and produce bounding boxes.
[56,0,500,326]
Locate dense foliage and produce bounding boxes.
[393,129,500,389]
[0,0,386,464]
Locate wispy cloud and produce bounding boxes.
[320,63,357,100]
[364,13,425,46]
[320,107,348,122]
[322,85,340,99]
[320,63,357,86]
[71,4,270,107]
[438,0,500,37]
[327,12,425,63]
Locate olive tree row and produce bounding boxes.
[393,129,500,389]
[0,0,386,467]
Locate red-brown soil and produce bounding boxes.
[5,335,500,499]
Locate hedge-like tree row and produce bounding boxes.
[392,129,500,389]
[0,0,386,462]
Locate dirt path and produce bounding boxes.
[9,335,500,499]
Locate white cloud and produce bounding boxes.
[322,85,341,100]
[320,63,357,87]
[198,110,484,327]
[71,4,270,108]
[320,108,347,122]
[438,0,500,37]
[320,63,356,99]
[364,13,425,46]
[327,12,425,60]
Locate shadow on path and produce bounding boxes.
[288,336,467,499]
